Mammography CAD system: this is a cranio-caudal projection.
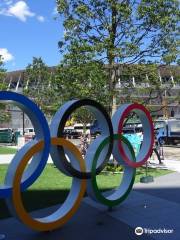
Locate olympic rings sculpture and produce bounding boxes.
[0,91,154,231]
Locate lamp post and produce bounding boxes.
[22,111,25,135]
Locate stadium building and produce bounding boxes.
[1,65,180,129]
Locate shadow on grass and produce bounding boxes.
[0,189,70,220]
[0,188,113,220]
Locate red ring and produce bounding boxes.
[118,103,154,168]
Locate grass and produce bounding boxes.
[0,164,172,220]
[0,146,17,155]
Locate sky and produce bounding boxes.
[0,0,63,72]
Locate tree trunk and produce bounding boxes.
[108,64,117,116]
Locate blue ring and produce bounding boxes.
[0,91,50,198]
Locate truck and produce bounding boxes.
[154,118,180,145]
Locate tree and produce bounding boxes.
[56,0,179,114]
[73,107,95,131]
[0,55,6,90]
[56,60,110,104]
[24,57,58,115]
[0,55,11,124]
[54,57,111,124]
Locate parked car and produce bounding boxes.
[63,127,78,139]
[0,128,14,143]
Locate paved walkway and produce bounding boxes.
[0,154,14,164]
[146,159,180,172]
[0,154,53,164]
[0,172,180,240]
[163,159,180,172]
[0,201,154,240]
[84,172,180,240]
[1,154,180,173]
[134,171,180,204]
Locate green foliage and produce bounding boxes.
[104,163,123,173]
[24,57,59,114]
[56,0,179,114]
[57,0,179,65]
[0,56,10,124]
[72,107,95,127]
[55,59,111,110]
[0,109,11,124]
[0,55,6,90]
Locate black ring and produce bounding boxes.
[50,99,113,179]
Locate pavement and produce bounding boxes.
[0,154,54,164]
[0,201,154,240]
[134,172,180,205]
[1,154,180,173]
[0,172,180,240]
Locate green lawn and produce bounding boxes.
[0,146,17,154]
[0,164,172,219]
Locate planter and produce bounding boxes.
[140,175,154,183]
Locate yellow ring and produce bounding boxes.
[12,137,86,231]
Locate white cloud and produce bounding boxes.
[0,48,14,62]
[7,1,35,22]
[0,1,45,22]
[37,15,45,22]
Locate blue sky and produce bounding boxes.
[0,0,63,72]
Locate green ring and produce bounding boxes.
[91,134,136,207]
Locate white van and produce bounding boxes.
[73,123,90,136]
[24,128,35,136]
